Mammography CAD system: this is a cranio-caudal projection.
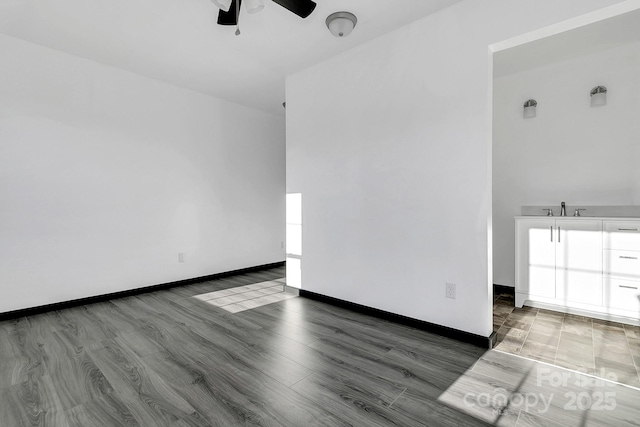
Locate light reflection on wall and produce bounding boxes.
[286,193,302,288]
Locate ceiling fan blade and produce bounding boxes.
[217,0,242,25]
[271,0,316,19]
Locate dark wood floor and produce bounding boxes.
[1,267,639,426]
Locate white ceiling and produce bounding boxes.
[0,0,460,115]
[494,7,640,78]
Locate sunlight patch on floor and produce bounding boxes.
[192,278,295,313]
[438,349,640,426]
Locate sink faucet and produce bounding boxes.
[560,202,566,216]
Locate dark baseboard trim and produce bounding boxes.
[494,284,515,296]
[0,261,285,322]
[299,289,494,349]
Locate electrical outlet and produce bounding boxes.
[445,283,456,299]
[281,241,284,249]
[178,252,185,263]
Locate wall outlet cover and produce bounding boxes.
[446,283,456,299]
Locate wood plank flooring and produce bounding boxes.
[1,266,639,426]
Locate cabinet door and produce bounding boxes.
[516,219,556,298]
[555,220,603,306]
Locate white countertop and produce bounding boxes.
[515,216,640,220]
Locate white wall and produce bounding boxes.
[493,41,640,287]
[0,34,285,313]
[286,0,626,337]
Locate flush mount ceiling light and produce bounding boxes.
[523,99,537,119]
[590,85,607,107]
[326,11,357,37]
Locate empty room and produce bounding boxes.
[1,0,640,426]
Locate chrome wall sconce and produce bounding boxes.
[523,99,537,119]
[590,86,607,107]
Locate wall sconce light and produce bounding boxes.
[326,12,357,37]
[523,99,537,119]
[590,86,607,107]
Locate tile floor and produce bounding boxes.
[493,291,640,388]
[191,278,296,313]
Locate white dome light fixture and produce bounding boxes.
[326,12,357,38]
[210,0,232,12]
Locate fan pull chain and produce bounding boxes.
[235,0,241,35]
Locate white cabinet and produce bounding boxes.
[605,278,640,312]
[516,218,601,305]
[603,221,640,251]
[516,219,556,299]
[604,250,640,281]
[515,217,639,325]
[603,221,640,316]
[555,220,602,306]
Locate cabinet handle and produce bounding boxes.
[619,285,638,290]
[618,228,638,231]
[619,256,638,260]
[558,226,561,243]
[550,226,553,242]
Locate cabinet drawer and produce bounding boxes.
[603,221,640,251]
[604,278,640,313]
[603,250,640,280]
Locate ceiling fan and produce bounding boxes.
[212,0,317,28]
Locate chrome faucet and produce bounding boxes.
[560,202,566,216]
